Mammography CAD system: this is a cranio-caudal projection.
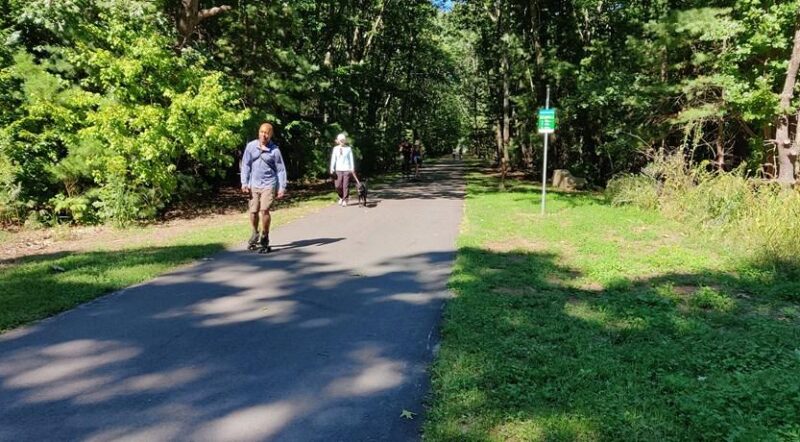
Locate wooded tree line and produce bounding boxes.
[449,0,800,185]
[0,0,466,225]
[3,0,800,226]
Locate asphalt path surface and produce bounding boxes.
[0,160,466,441]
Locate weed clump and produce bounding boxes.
[607,153,800,263]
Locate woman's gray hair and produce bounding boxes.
[336,132,348,144]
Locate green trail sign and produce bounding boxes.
[539,85,554,216]
[538,108,556,134]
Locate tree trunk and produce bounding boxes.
[795,111,800,175]
[501,50,511,178]
[363,0,388,60]
[716,118,725,170]
[473,81,480,156]
[775,15,800,185]
[495,120,503,166]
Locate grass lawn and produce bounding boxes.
[425,172,800,441]
[0,194,332,333]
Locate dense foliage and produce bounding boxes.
[449,0,800,183]
[0,0,466,225]
[3,0,800,225]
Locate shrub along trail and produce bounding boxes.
[425,170,800,441]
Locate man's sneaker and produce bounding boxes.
[337,198,343,206]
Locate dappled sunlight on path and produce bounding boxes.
[0,160,467,441]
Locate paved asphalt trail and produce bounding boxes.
[0,160,466,441]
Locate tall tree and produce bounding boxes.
[775,10,800,185]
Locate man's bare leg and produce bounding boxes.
[247,212,261,248]
[250,212,259,232]
[260,210,271,234]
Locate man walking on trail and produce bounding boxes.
[399,139,412,179]
[241,123,287,250]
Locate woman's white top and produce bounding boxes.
[330,145,355,173]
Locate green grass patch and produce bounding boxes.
[0,197,330,332]
[426,172,800,441]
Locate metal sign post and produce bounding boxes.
[538,86,555,215]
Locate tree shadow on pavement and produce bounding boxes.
[0,242,457,441]
[270,237,344,251]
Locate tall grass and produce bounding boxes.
[606,153,800,262]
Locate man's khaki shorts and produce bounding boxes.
[248,187,275,213]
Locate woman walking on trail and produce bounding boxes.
[411,140,423,179]
[330,133,355,206]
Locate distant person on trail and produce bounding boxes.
[411,140,423,179]
[399,139,412,179]
[241,122,287,251]
[330,132,355,206]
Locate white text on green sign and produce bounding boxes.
[538,108,556,134]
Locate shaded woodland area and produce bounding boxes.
[2,0,800,226]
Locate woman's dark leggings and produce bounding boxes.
[335,171,350,199]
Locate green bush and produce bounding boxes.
[0,146,23,224]
[50,193,98,225]
[736,185,800,263]
[0,183,25,225]
[93,180,158,227]
[606,153,800,264]
[673,166,752,228]
[0,3,248,225]
[606,174,660,209]
[690,286,736,312]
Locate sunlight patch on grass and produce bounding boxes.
[563,301,611,326]
[492,415,599,442]
[689,286,736,313]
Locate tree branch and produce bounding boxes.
[198,5,232,22]
[177,1,232,48]
[364,0,390,58]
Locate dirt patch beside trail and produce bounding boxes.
[485,238,551,254]
[0,183,332,267]
[0,212,245,267]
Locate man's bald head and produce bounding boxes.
[259,123,274,145]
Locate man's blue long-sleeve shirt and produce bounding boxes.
[240,140,287,191]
